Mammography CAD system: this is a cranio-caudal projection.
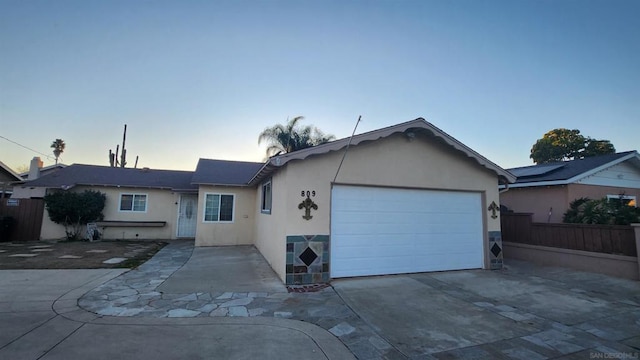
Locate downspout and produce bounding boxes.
[499,178,510,194]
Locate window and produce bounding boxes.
[607,195,637,207]
[204,193,234,222]
[119,194,147,212]
[261,179,272,214]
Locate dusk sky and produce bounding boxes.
[1,0,638,172]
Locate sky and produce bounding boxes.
[1,0,638,172]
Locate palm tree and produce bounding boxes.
[258,116,335,157]
[51,139,66,165]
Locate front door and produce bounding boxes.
[177,194,198,238]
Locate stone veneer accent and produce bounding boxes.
[285,235,330,285]
[488,231,503,270]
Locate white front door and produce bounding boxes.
[177,194,198,238]
[330,185,484,278]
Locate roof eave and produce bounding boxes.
[192,182,253,187]
[247,162,277,186]
[507,180,571,188]
[569,151,640,183]
[250,118,516,184]
[509,151,640,188]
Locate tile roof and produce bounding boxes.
[191,159,265,186]
[508,151,638,185]
[23,164,197,191]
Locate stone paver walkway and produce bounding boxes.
[77,242,640,360]
[78,242,393,359]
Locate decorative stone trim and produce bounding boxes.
[488,231,503,270]
[285,235,330,285]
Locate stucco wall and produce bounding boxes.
[40,209,67,240]
[195,185,256,246]
[254,168,289,281]
[504,242,639,280]
[568,184,640,205]
[40,186,183,240]
[12,186,47,199]
[284,132,500,233]
[500,185,568,223]
[260,132,503,279]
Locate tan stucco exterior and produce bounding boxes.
[568,184,640,206]
[500,185,569,223]
[254,168,289,279]
[195,185,256,246]
[40,186,186,240]
[255,132,502,281]
[500,184,640,223]
[32,121,508,285]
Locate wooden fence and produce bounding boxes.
[501,213,637,257]
[0,198,44,242]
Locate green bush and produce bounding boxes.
[563,196,640,225]
[44,190,106,240]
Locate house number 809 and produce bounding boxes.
[301,190,316,198]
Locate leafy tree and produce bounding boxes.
[51,139,66,165]
[44,190,106,240]
[583,139,616,158]
[530,129,615,164]
[563,196,640,225]
[258,116,335,157]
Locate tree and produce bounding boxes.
[44,190,106,240]
[15,164,29,173]
[529,129,615,164]
[51,139,66,165]
[583,139,616,158]
[258,116,335,157]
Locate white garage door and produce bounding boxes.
[330,185,484,278]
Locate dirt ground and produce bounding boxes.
[0,240,167,269]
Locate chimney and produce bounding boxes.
[28,157,43,180]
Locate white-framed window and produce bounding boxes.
[119,193,147,212]
[204,193,234,222]
[607,195,637,207]
[261,179,272,214]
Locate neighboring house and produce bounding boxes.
[10,157,67,199]
[0,161,22,198]
[20,118,515,285]
[500,151,640,223]
[19,162,67,180]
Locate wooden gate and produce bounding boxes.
[0,198,44,242]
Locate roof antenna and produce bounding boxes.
[333,115,361,183]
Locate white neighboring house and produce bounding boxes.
[500,151,640,223]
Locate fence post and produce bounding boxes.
[632,224,640,280]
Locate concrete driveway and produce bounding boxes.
[4,241,640,360]
[333,261,640,359]
[97,244,640,359]
[0,250,353,360]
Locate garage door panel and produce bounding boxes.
[331,185,483,278]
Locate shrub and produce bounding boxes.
[563,196,640,225]
[44,190,106,240]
